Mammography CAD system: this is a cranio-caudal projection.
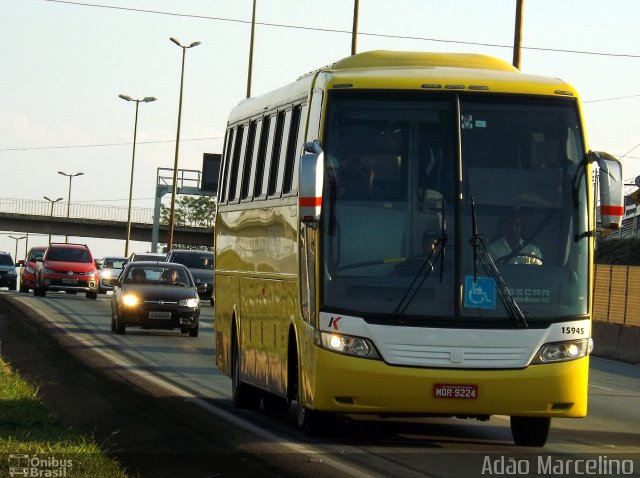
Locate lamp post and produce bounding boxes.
[43,196,64,244]
[8,235,26,261]
[57,171,84,243]
[119,94,157,256]
[246,0,257,98]
[167,37,201,251]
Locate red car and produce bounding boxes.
[34,243,100,299]
[19,246,47,293]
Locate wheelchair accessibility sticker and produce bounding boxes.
[464,276,496,310]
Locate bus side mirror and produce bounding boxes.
[591,151,624,230]
[299,141,324,228]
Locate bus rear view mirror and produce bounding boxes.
[591,151,624,230]
[299,141,324,228]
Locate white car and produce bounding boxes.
[99,256,128,293]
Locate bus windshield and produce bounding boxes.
[320,91,588,326]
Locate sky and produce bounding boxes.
[1,0,639,260]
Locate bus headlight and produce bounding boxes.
[532,338,593,364]
[316,331,381,360]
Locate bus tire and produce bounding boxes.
[297,405,335,436]
[231,338,261,409]
[510,416,550,447]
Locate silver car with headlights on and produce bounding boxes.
[98,256,128,293]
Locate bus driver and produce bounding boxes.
[488,211,542,265]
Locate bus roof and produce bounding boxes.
[328,50,519,72]
[318,50,577,98]
[228,50,578,124]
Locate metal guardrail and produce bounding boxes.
[600,216,640,241]
[0,197,154,224]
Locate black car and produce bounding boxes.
[0,251,17,290]
[108,262,200,337]
[165,249,214,305]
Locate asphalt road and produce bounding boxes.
[1,290,639,478]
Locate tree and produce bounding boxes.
[159,195,216,251]
[160,195,216,228]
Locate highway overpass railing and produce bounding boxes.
[0,197,154,224]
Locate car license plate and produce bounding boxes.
[433,384,478,399]
[62,278,77,285]
[149,311,171,320]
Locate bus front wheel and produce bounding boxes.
[510,416,550,447]
[297,405,335,436]
[231,339,261,409]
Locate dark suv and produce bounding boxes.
[35,243,100,299]
[0,251,17,290]
[165,249,214,304]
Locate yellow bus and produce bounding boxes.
[213,50,623,446]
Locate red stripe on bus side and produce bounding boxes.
[299,197,322,207]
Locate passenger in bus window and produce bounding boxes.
[488,211,542,265]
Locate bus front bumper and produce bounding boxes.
[306,347,589,418]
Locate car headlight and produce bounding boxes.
[179,298,199,308]
[43,267,56,274]
[101,270,112,279]
[532,338,593,364]
[122,294,139,307]
[315,331,381,360]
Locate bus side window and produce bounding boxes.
[228,124,247,203]
[219,128,235,204]
[258,114,278,199]
[283,105,303,194]
[291,104,308,194]
[267,111,287,198]
[240,120,258,201]
[254,116,272,199]
[244,119,263,201]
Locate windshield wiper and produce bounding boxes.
[469,198,528,329]
[392,201,448,323]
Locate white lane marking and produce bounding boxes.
[6,294,375,478]
[589,384,613,391]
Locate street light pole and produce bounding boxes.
[246,0,257,98]
[167,37,201,251]
[8,235,26,261]
[512,0,525,69]
[351,0,359,55]
[119,94,157,256]
[43,196,64,244]
[57,171,84,243]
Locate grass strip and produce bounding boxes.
[0,358,127,477]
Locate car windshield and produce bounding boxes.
[47,248,91,263]
[103,258,127,269]
[0,255,13,266]
[169,252,213,269]
[125,266,191,286]
[30,250,45,261]
[133,254,165,262]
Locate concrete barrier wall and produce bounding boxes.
[592,322,640,364]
